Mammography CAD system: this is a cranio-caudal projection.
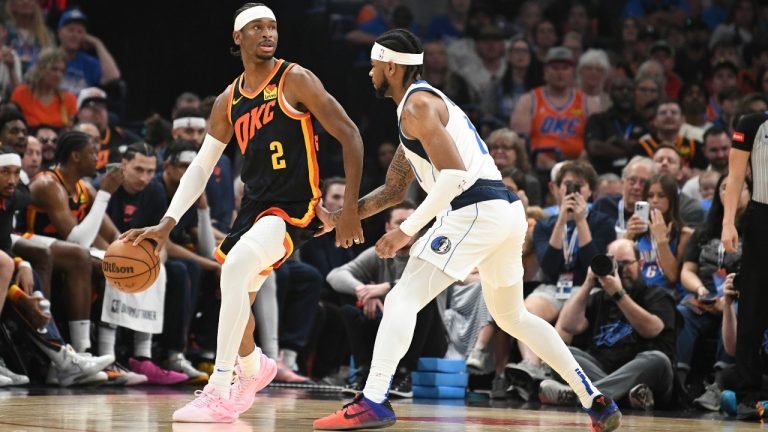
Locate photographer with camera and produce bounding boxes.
[506,161,616,395]
[543,239,677,410]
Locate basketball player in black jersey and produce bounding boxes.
[121,3,365,422]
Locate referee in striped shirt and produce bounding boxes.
[723,112,768,405]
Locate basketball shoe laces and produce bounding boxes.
[189,388,227,409]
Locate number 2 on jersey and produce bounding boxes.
[270,141,286,170]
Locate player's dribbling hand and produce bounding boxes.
[375,228,411,259]
[335,207,364,248]
[120,217,176,256]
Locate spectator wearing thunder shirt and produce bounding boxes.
[631,99,708,172]
[75,87,141,171]
[56,9,121,95]
[511,46,600,171]
[172,107,234,235]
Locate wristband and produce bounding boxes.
[18,261,31,270]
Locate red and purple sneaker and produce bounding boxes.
[313,393,396,430]
[585,394,622,432]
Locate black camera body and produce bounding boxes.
[591,254,622,277]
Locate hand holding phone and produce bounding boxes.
[698,292,719,304]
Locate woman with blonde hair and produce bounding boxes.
[11,47,76,129]
[486,127,542,205]
[5,0,54,74]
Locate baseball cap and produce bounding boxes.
[545,46,575,65]
[77,87,107,111]
[712,58,739,75]
[649,40,674,57]
[58,9,87,29]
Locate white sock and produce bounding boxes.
[210,365,234,399]
[280,348,297,371]
[238,347,262,377]
[68,320,91,353]
[363,370,392,403]
[134,332,152,359]
[98,324,116,357]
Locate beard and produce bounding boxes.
[374,79,390,99]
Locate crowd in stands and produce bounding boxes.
[0,0,764,421]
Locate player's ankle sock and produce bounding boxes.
[68,320,91,353]
[134,332,152,359]
[98,324,116,357]
[238,347,262,377]
[363,369,392,403]
[210,365,234,399]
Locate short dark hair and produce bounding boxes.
[173,107,205,121]
[164,139,198,165]
[555,160,597,191]
[652,143,683,162]
[321,176,346,195]
[500,166,527,192]
[54,131,91,164]
[0,111,26,133]
[703,124,728,144]
[230,3,268,57]
[385,199,416,222]
[375,29,424,86]
[123,142,157,161]
[654,97,681,115]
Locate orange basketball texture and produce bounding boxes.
[102,239,159,293]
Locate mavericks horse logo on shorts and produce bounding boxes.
[431,236,451,254]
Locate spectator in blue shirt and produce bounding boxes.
[56,9,121,95]
[424,0,471,42]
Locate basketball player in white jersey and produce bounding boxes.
[313,29,622,432]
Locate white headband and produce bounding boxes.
[0,153,21,167]
[370,42,423,65]
[234,5,276,31]
[173,117,206,130]
[173,151,197,164]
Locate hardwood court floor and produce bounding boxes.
[0,386,761,432]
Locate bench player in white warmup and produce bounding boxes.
[313,29,622,432]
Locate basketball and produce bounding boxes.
[102,239,160,293]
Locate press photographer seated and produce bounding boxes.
[544,239,677,410]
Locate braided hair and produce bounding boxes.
[375,29,423,86]
[54,131,91,165]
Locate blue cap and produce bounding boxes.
[58,9,87,29]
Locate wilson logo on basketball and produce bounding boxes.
[103,262,135,274]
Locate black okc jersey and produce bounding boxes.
[218,59,321,269]
[228,59,320,225]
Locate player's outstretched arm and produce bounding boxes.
[286,65,364,248]
[356,145,414,220]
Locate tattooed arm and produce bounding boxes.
[329,145,414,224]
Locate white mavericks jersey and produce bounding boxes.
[396,80,500,194]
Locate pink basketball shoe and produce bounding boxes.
[172,384,238,423]
[231,354,278,414]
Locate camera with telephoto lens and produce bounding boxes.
[591,254,622,277]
